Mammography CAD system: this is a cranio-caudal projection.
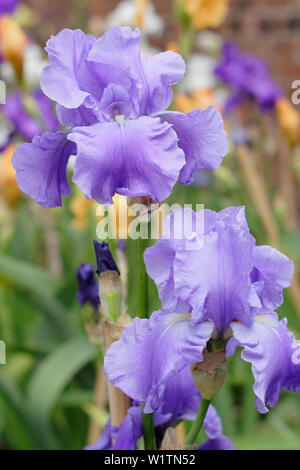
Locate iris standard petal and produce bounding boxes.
[12,131,76,208]
[104,310,213,413]
[41,29,98,109]
[69,116,185,205]
[88,26,185,115]
[230,315,300,413]
[174,221,256,332]
[144,206,250,314]
[159,107,228,184]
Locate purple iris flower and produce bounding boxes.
[104,207,300,414]
[215,42,283,112]
[86,400,233,450]
[0,0,19,15]
[4,90,59,141]
[13,27,228,208]
[76,263,100,311]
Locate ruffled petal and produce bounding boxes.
[12,131,76,208]
[159,107,228,184]
[41,29,98,109]
[231,315,300,413]
[69,116,185,205]
[144,206,251,316]
[41,29,130,126]
[174,217,256,332]
[251,246,294,313]
[104,310,213,413]
[88,26,185,115]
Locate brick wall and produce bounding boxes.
[24,0,300,94]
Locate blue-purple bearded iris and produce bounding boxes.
[105,207,300,415]
[0,0,19,15]
[13,26,228,208]
[86,402,234,450]
[215,42,282,113]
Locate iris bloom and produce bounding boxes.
[105,207,300,414]
[86,399,234,450]
[13,26,227,208]
[215,42,283,113]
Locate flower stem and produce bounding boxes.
[142,405,156,450]
[137,227,149,319]
[185,399,210,446]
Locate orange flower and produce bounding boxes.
[0,15,27,81]
[134,0,149,28]
[70,193,93,230]
[0,144,20,207]
[276,97,300,146]
[175,88,221,113]
[180,0,229,30]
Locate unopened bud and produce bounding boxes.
[99,270,122,323]
[191,349,227,400]
[94,240,122,323]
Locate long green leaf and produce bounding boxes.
[28,336,96,419]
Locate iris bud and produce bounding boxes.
[94,240,122,324]
[191,348,227,400]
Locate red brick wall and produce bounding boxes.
[24,0,300,94]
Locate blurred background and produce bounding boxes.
[1,0,300,450]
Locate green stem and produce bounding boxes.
[185,399,210,446]
[142,406,156,450]
[137,226,149,319]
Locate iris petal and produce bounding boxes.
[12,131,76,208]
[69,116,185,205]
[104,310,213,413]
[230,314,300,413]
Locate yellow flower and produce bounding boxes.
[0,144,20,207]
[70,193,93,230]
[134,0,149,28]
[180,0,229,30]
[175,88,220,113]
[0,15,27,81]
[276,97,300,146]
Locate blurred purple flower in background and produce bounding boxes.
[105,206,300,415]
[0,0,19,15]
[215,42,283,113]
[13,26,228,208]
[76,262,100,311]
[4,90,59,142]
